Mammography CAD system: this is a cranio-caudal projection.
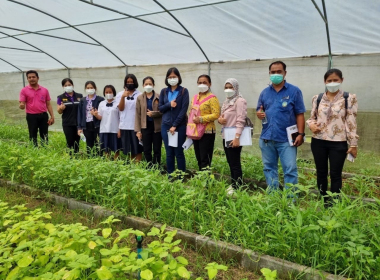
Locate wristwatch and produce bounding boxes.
[235,136,240,139]
[298,132,306,137]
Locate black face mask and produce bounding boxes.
[125,84,135,90]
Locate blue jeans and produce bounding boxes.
[161,124,186,174]
[259,139,298,192]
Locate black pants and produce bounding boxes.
[26,112,49,147]
[193,133,216,171]
[63,126,80,154]
[83,121,100,156]
[311,138,348,200]
[223,139,243,189]
[141,121,162,166]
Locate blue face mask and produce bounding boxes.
[270,74,284,85]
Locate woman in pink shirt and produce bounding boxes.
[218,78,247,195]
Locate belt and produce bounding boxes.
[26,112,47,116]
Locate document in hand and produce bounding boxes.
[167,131,179,147]
[224,127,252,147]
[347,153,355,162]
[286,125,298,146]
[182,138,193,150]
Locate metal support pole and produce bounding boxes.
[208,62,211,77]
[68,68,71,78]
[22,72,25,87]
[321,0,332,70]
[125,66,128,75]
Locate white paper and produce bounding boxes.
[167,131,179,147]
[224,127,252,147]
[182,138,193,150]
[139,140,143,146]
[347,153,355,162]
[286,125,298,146]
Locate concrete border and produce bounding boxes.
[0,178,347,280]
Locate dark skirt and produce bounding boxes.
[120,129,143,156]
[100,133,119,152]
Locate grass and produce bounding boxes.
[0,186,262,280]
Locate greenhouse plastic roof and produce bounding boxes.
[0,0,379,73]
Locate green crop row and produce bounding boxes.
[0,139,379,279]
[0,200,227,280]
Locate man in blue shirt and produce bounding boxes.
[256,61,306,193]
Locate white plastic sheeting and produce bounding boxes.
[0,0,380,72]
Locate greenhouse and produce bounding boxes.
[0,0,379,279]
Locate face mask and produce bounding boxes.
[144,85,154,93]
[224,89,235,98]
[270,74,284,85]
[198,84,209,93]
[86,89,95,95]
[64,86,73,93]
[126,84,135,90]
[325,82,341,93]
[105,93,114,100]
[167,78,179,86]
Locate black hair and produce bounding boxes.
[61,78,74,87]
[324,68,343,81]
[84,81,97,90]
[124,74,139,89]
[269,61,287,71]
[197,74,211,84]
[143,76,155,86]
[103,85,116,97]
[26,70,39,78]
[165,67,182,87]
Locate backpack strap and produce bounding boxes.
[343,91,349,110]
[316,93,324,113]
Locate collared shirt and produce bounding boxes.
[221,97,247,139]
[98,99,119,133]
[168,89,179,102]
[86,94,97,122]
[19,85,51,114]
[146,95,154,122]
[256,81,306,142]
[57,91,82,127]
[57,92,75,105]
[306,90,359,146]
[115,90,141,130]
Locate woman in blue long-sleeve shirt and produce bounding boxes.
[159,67,189,175]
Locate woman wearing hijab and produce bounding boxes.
[218,78,247,195]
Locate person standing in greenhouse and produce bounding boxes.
[116,74,143,162]
[19,70,55,146]
[77,81,104,156]
[218,78,247,195]
[57,78,82,154]
[188,74,220,170]
[159,67,189,176]
[307,69,359,207]
[92,85,120,160]
[256,61,306,194]
[135,76,162,167]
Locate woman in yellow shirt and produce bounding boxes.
[191,74,221,170]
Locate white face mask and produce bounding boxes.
[326,82,341,93]
[105,93,114,100]
[167,78,179,86]
[224,89,235,98]
[144,85,154,93]
[64,86,73,93]
[86,89,96,95]
[198,84,209,93]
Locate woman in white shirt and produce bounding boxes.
[93,85,120,160]
[116,74,143,161]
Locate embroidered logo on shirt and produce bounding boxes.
[282,101,288,107]
[62,99,68,102]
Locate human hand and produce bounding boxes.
[47,117,55,126]
[309,123,321,134]
[59,103,66,111]
[256,105,266,120]
[229,138,240,148]
[218,114,227,125]
[293,135,304,147]
[136,132,142,141]
[171,100,177,108]
[193,116,200,124]
[117,130,121,138]
[90,108,98,117]
[347,147,357,158]
[78,130,83,136]
[147,109,153,117]
[169,126,176,135]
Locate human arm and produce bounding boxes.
[293,113,305,147]
[306,95,321,134]
[118,90,128,111]
[172,88,190,128]
[57,97,65,114]
[46,101,55,125]
[255,92,265,120]
[135,97,142,140]
[229,98,247,148]
[19,89,26,109]
[158,89,171,113]
[345,94,359,157]
[196,96,220,124]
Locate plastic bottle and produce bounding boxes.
[80,133,86,142]
[260,106,268,124]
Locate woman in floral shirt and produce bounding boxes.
[307,68,359,207]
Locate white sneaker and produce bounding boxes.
[226,186,235,196]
